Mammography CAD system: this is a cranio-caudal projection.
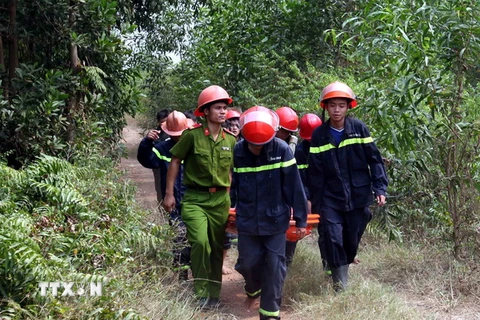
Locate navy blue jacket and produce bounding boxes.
[137,138,185,214]
[307,117,388,213]
[294,139,310,200]
[232,137,308,236]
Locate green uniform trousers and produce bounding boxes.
[181,189,230,298]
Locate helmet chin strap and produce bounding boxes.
[321,108,326,122]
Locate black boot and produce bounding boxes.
[331,264,349,292]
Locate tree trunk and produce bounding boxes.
[8,0,18,97]
[0,34,6,98]
[66,0,81,144]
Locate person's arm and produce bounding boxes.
[281,146,308,238]
[360,123,388,206]
[306,132,325,214]
[162,156,181,212]
[137,131,163,168]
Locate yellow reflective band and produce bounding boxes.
[152,148,171,162]
[310,137,374,154]
[234,158,296,173]
[297,164,308,169]
[339,136,373,148]
[259,308,280,317]
[310,144,335,154]
[246,289,261,297]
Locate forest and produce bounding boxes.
[1,0,479,319]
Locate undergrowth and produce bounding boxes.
[283,232,480,320]
[0,154,195,319]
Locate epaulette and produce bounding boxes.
[188,123,203,130]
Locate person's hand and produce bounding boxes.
[376,195,386,207]
[296,227,307,240]
[146,130,161,140]
[162,193,175,212]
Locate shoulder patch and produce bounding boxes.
[188,123,202,130]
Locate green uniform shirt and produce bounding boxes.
[170,121,236,187]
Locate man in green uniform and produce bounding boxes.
[163,85,236,309]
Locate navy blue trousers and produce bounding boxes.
[285,240,297,266]
[235,233,286,319]
[318,207,372,268]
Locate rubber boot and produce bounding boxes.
[331,264,349,292]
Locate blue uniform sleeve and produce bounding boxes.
[281,146,308,228]
[137,138,162,169]
[294,144,310,200]
[306,132,324,214]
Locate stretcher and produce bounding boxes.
[226,208,320,241]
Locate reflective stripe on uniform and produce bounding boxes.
[297,164,308,169]
[259,308,280,317]
[233,158,296,173]
[339,136,373,148]
[152,148,171,162]
[246,288,261,297]
[310,137,374,154]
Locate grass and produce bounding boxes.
[282,233,480,320]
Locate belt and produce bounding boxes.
[188,186,230,193]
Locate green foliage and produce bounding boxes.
[0,154,172,318]
[139,0,354,113]
[0,0,145,168]
[323,0,480,255]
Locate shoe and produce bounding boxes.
[331,264,349,292]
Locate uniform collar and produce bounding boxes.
[238,138,275,158]
[201,121,225,139]
[325,117,354,133]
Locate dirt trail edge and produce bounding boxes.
[119,116,293,320]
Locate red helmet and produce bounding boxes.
[226,109,241,120]
[161,111,189,137]
[275,106,299,132]
[194,85,233,116]
[319,81,357,109]
[240,106,279,145]
[299,113,322,141]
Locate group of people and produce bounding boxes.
[137,81,388,320]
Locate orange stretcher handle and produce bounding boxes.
[226,209,320,237]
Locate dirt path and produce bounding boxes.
[117,116,480,320]
[118,116,286,320]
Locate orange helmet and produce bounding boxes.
[319,81,357,109]
[240,106,279,145]
[275,106,299,132]
[226,109,241,120]
[186,118,196,128]
[161,111,189,137]
[299,113,322,141]
[195,85,233,116]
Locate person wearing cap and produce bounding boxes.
[225,109,241,137]
[137,110,192,280]
[152,109,171,205]
[280,113,324,268]
[232,106,308,320]
[275,106,299,154]
[307,81,388,291]
[162,85,237,309]
[274,106,300,267]
[221,108,242,275]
